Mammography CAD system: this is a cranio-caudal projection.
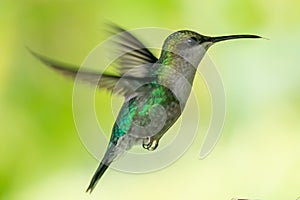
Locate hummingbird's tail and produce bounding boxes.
[86,162,110,193]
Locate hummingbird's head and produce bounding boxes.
[160,30,261,66]
[161,30,211,62]
[163,30,210,49]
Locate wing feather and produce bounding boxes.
[29,23,159,97]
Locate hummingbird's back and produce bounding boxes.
[110,82,181,152]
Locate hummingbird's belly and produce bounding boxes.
[112,83,182,152]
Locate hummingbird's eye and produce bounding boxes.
[187,37,198,46]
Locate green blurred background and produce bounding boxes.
[1,0,300,199]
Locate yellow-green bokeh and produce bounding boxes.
[1,0,300,199]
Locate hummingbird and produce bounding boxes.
[29,24,261,193]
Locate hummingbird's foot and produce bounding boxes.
[142,137,159,151]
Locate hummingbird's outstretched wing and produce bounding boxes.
[29,24,159,96]
[29,49,155,96]
[108,24,158,76]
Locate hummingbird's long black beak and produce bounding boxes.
[209,34,262,43]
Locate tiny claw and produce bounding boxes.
[148,139,158,151]
[142,137,159,151]
[142,137,152,149]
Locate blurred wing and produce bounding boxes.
[29,24,159,96]
[29,49,154,96]
[108,24,158,77]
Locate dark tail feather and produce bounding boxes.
[86,162,109,193]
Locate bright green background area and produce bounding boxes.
[1,0,300,199]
